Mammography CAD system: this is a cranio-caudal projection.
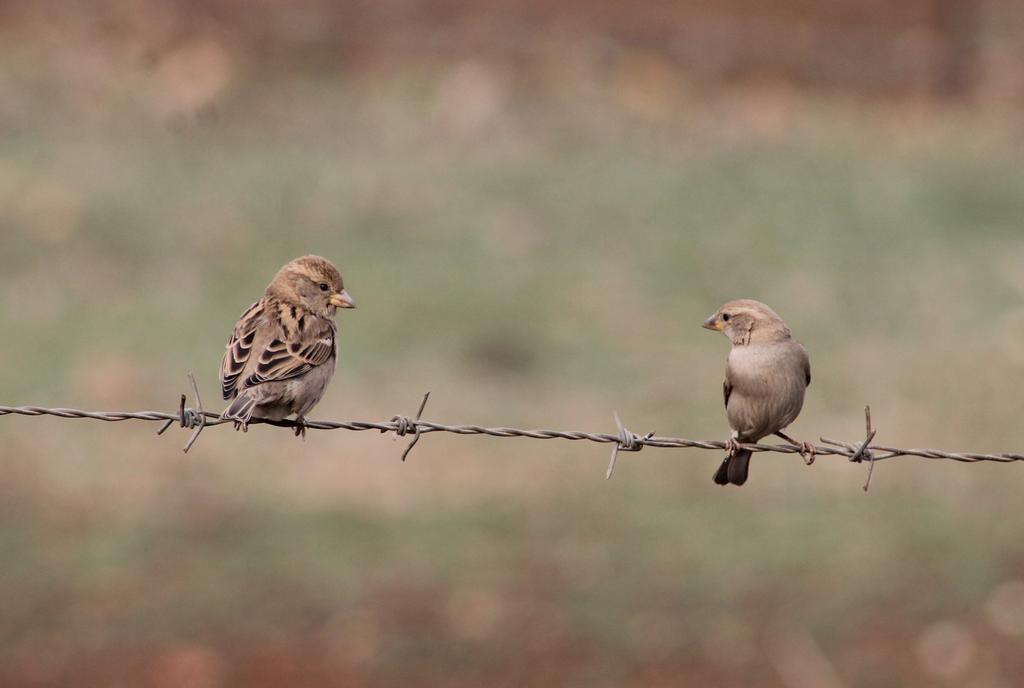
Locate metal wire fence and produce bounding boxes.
[2,375,1022,491]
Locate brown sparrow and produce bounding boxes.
[703,299,811,486]
[220,255,355,436]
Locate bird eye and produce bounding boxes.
[319,283,329,292]
[721,313,731,322]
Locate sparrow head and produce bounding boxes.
[267,255,356,317]
[702,299,790,346]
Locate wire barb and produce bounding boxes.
[155,397,184,437]
[855,406,877,492]
[388,392,431,462]
[155,374,207,453]
[181,373,207,453]
[820,405,878,491]
[605,412,655,480]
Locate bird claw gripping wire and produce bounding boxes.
[156,373,207,453]
[386,392,431,462]
[606,412,655,480]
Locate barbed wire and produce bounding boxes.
[1,375,1022,491]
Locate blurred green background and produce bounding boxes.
[3,2,1024,686]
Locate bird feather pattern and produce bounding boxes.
[218,255,354,434]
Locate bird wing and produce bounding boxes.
[241,316,335,389]
[802,348,811,387]
[723,378,732,409]
[220,300,264,401]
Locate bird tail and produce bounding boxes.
[221,393,257,429]
[713,449,751,486]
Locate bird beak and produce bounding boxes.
[329,289,357,309]
[702,313,722,331]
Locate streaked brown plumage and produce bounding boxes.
[702,299,811,486]
[220,255,356,435]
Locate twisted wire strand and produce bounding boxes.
[1,404,1022,465]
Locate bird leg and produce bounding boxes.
[233,420,248,433]
[775,431,815,465]
[293,416,307,440]
[724,432,740,458]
